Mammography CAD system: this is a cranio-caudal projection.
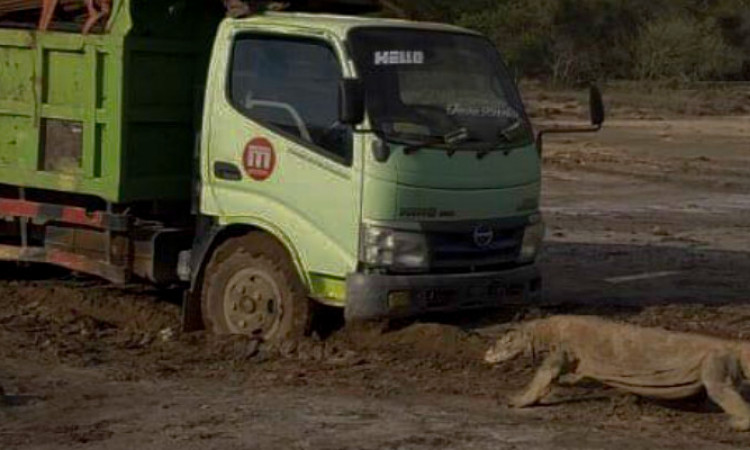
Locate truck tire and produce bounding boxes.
[201,233,313,341]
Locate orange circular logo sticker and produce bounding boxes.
[243,137,276,181]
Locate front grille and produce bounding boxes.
[426,225,524,271]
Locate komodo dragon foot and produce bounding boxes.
[507,392,537,409]
[730,417,750,432]
[702,353,750,432]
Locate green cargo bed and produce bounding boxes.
[0,0,222,203]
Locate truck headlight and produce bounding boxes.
[362,225,429,271]
[519,217,545,263]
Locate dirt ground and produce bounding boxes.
[2,88,750,449]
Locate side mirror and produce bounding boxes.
[339,79,365,125]
[536,84,605,155]
[589,85,605,127]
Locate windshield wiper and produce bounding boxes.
[500,119,526,142]
[472,120,531,159]
[397,122,530,159]
[403,136,446,155]
[402,127,471,155]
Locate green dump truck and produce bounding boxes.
[0,1,603,340]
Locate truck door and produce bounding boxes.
[203,29,362,282]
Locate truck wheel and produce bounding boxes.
[201,233,312,341]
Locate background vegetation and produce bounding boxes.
[384,0,750,84]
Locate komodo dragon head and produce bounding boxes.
[484,329,530,364]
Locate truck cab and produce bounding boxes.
[0,3,602,341]
[194,13,546,337]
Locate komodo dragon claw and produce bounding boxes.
[731,417,750,432]
[508,393,539,409]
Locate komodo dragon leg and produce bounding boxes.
[509,350,566,408]
[702,353,750,431]
[557,372,585,386]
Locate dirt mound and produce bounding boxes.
[0,275,496,378]
[330,321,491,364]
[0,278,181,374]
[0,277,178,332]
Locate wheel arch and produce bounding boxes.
[182,216,310,331]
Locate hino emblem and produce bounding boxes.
[473,225,494,248]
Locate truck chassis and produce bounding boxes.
[0,185,191,286]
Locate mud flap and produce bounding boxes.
[181,288,205,333]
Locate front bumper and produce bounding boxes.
[344,265,542,321]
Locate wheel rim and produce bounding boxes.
[223,268,284,338]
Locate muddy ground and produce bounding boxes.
[1,88,750,449]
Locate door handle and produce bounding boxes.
[213,161,242,181]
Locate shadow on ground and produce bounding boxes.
[424,241,749,330]
[541,241,749,306]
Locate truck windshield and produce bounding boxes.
[348,28,532,150]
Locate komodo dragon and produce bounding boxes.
[484,315,750,431]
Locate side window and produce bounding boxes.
[229,35,352,165]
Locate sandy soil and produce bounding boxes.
[1,93,750,449]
